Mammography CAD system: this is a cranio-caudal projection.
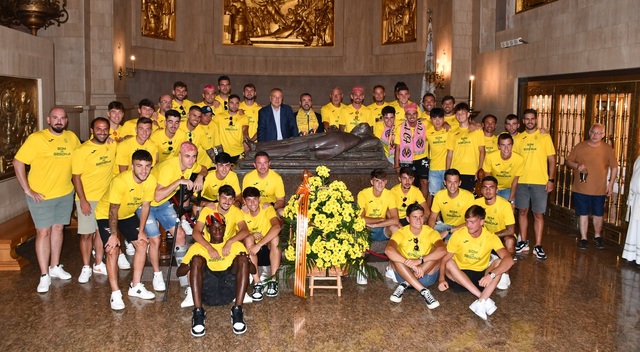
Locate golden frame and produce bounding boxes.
[141,0,176,40]
[382,0,416,45]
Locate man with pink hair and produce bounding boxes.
[196,84,217,111]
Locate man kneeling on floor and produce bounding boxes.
[176,212,255,337]
[437,205,514,320]
[384,203,445,309]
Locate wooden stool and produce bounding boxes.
[307,266,344,297]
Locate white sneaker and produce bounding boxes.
[92,262,107,275]
[49,264,72,280]
[128,282,156,300]
[125,241,135,255]
[117,253,131,270]
[78,265,92,284]
[110,290,125,310]
[181,287,194,308]
[37,274,51,293]
[153,272,166,291]
[470,299,487,320]
[385,266,398,283]
[181,219,193,235]
[484,298,497,316]
[497,273,511,290]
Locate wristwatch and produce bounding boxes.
[489,272,496,279]
[548,179,555,183]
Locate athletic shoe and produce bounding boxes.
[231,305,247,335]
[265,280,279,298]
[390,282,409,303]
[469,299,487,320]
[152,272,166,291]
[191,307,206,337]
[578,239,588,250]
[78,265,92,284]
[251,282,265,301]
[594,237,605,249]
[117,253,131,270]
[37,274,51,293]
[533,245,547,260]
[497,273,511,290]
[515,240,530,254]
[125,241,135,255]
[128,283,156,300]
[484,298,497,316]
[420,288,440,309]
[385,266,398,283]
[181,287,194,308]
[49,264,72,280]
[110,290,125,310]
[181,219,193,236]
[178,275,189,287]
[92,262,107,275]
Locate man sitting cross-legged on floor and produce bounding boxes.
[176,212,255,337]
[384,203,445,309]
[438,205,514,320]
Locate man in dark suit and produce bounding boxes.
[257,88,299,142]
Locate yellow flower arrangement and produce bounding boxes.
[282,166,379,279]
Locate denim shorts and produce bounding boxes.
[136,201,179,238]
[497,189,512,202]
[370,227,389,241]
[394,268,439,288]
[428,170,445,195]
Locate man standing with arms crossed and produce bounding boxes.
[14,107,81,293]
[71,117,116,283]
[566,123,618,250]
[513,109,557,259]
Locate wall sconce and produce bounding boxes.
[118,55,136,80]
[425,51,446,90]
[0,0,69,36]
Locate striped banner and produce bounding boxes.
[294,170,312,298]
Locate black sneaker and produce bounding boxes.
[390,282,409,303]
[578,239,588,250]
[231,305,247,335]
[265,280,279,298]
[420,288,440,309]
[251,282,264,301]
[191,307,206,337]
[515,240,530,254]
[533,245,547,260]
[594,237,605,249]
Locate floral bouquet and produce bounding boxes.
[281,166,381,280]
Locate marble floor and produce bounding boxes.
[1,223,639,352]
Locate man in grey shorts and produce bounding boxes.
[13,107,81,293]
[71,117,116,283]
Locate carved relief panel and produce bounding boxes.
[141,0,176,40]
[382,0,416,45]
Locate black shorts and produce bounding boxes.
[399,157,430,180]
[202,265,237,306]
[448,269,484,292]
[97,216,141,245]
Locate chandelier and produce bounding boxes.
[0,0,69,36]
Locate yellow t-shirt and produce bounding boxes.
[214,113,249,157]
[109,125,124,142]
[197,205,245,241]
[183,238,246,271]
[484,135,498,155]
[199,121,218,153]
[14,129,80,199]
[483,151,525,190]
[390,225,442,259]
[357,187,397,219]
[426,127,448,171]
[444,115,459,129]
[320,102,345,127]
[213,95,228,116]
[446,127,485,175]
[201,171,241,202]
[239,101,261,139]
[171,99,195,117]
[430,189,475,226]
[447,227,504,271]
[244,205,278,242]
[115,138,158,169]
[178,123,213,169]
[373,120,397,159]
[155,111,166,130]
[418,110,436,128]
[95,170,157,220]
[71,140,116,201]
[393,122,430,161]
[151,156,201,206]
[339,104,374,132]
[474,197,515,234]
[120,119,138,138]
[241,169,285,204]
[367,102,389,123]
[149,129,188,163]
[513,130,556,185]
[390,184,426,219]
